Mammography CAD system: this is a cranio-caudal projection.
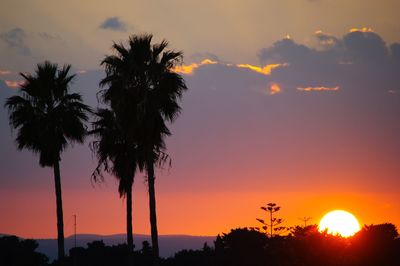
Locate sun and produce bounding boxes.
[319,210,361,237]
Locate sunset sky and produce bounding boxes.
[1,0,399,239]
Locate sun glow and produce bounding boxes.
[319,210,361,237]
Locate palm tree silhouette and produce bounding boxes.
[99,34,187,264]
[90,108,138,251]
[4,61,91,261]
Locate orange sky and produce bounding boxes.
[1,184,398,238]
[1,0,400,239]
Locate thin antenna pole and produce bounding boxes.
[73,214,77,266]
[74,214,77,248]
[299,217,312,227]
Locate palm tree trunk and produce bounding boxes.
[126,183,134,251]
[147,160,159,265]
[53,161,65,261]
[126,182,134,266]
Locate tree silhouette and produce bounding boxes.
[90,108,137,251]
[4,61,91,260]
[350,223,400,265]
[99,34,187,264]
[214,228,268,266]
[0,236,48,266]
[257,203,286,237]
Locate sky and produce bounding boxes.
[0,0,399,239]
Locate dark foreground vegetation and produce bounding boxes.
[1,223,399,266]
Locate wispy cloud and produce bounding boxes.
[173,59,218,74]
[99,17,127,32]
[297,86,339,92]
[5,80,24,88]
[38,32,63,42]
[236,63,287,75]
[0,28,30,55]
[0,70,12,76]
[174,59,287,76]
[349,27,374,33]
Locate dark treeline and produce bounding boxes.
[1,223,399,266]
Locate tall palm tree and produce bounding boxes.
[99,34,187,263]
[4,61,91,261]
[90,108,138,251]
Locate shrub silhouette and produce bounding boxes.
[0,236,48,266]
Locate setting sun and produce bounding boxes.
[319,210,361,237]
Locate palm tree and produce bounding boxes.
[90,108,138,251]
[99,34,187,263]
[4,61,91,261]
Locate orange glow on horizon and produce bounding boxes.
[1,185,399,239]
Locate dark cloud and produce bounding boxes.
[258,30,400,95]
[259,38,312,65]
[38,32,63,42]
[0,28,30,55]
[314,31,340,49]
[99,17,127,32]
[391,43,400,64]
[343,30,389,64]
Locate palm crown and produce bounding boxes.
[5,61,91,166]
[99,34,187,163]
[90,108,137,196]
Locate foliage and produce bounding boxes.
[0,236,48,266]
[5,61,91,167]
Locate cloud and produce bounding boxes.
[297,86,339,92]
[349,27,374,33]
[0,70,12,76]
[269,83,282,95]
[174,59,287,76]
[99,17,127,32]
[173,59,218,74]
[391,43,400,63]
[257,29,400,95]
[314,30,339,49]
[236,63,287,75]
[176,29,399,99]
[38,32,63,42]
[4,80,24,88]
[0,28,30,55]
[259,38,312,65]
[342,30,389,64]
